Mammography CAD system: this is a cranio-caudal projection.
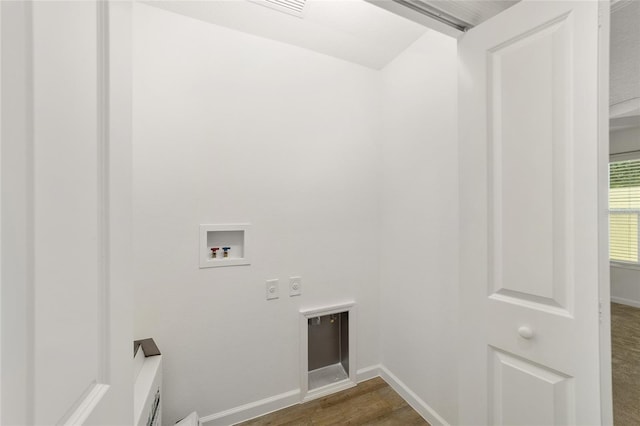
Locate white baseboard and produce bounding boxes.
[611,296,640,309]
[303,365,383,403]
[200,389,300,426]
[356,364,382,382]
[379,366,450,426]
[200,364,449,426]
[201,364,382,426]
[302,379,356,403]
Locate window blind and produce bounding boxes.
[610,159,640,263]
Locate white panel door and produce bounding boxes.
[32,3,104,421]
[1,1,132,424]
[459,1,606,425]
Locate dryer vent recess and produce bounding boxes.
[308,312,349,390]
[300,303,356,402]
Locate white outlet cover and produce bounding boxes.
[289,276,302,297]
[266,279,279,300]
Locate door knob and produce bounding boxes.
[518,326,534,339]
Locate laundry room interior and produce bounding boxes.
[2,0,639,425]
[131,1,458,424]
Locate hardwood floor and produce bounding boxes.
[235,305,639,426]
[236,377,429,426]
[612,302,640,426]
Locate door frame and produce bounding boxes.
[0,2,35,423]
[0,1,3,419]
[598,2,613,425]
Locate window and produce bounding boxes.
[610,158,640,264]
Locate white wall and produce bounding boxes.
[610,126,640,307]
[379,32,458,424]
[132,4,382,424]
[611,126,640,156]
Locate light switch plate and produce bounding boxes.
[266,279,279,300]
[289,276,302,297]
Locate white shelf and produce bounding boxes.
[308,363,349,390]
[199,224,250,268]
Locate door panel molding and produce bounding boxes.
[487,11,574,315]
[58,1,112,424]
[0,1,36,423]
[489,290,572,318]
[96,0,111,387]
[596,2,612,424]
[489,346,574,426]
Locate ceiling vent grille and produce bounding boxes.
[251,0,307,18]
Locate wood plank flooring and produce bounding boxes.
[612,302,640,426]
[236,377,429,426]
[237,304,640,426]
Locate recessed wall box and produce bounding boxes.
[300,302,356,402]
[199,224,250,268]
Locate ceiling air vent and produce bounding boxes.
[250,0,307,18]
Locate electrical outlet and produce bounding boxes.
[289,276,302,297]
[266,279,279,300]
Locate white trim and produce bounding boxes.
[299,302,357,402]
[199,389,300,426]
[302,380,356,403]
[96,0,111,386]
[200,365,381,426]
[610,151,640,162]
[379,366,450,426]
[356,364,381,382]
[299,301,355,317]
[0,3,35,422]
[598,2,613,424]
[101,1,135,423]
[25,3,35,422]
[0,1,3,419]
[62,383,110,426]
[59,4,113,424]
[198,364,452,426]
[611,296,640,309]
[610,261,640,271]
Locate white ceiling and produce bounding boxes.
[143,0,638,125]
[144,0,429,70]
